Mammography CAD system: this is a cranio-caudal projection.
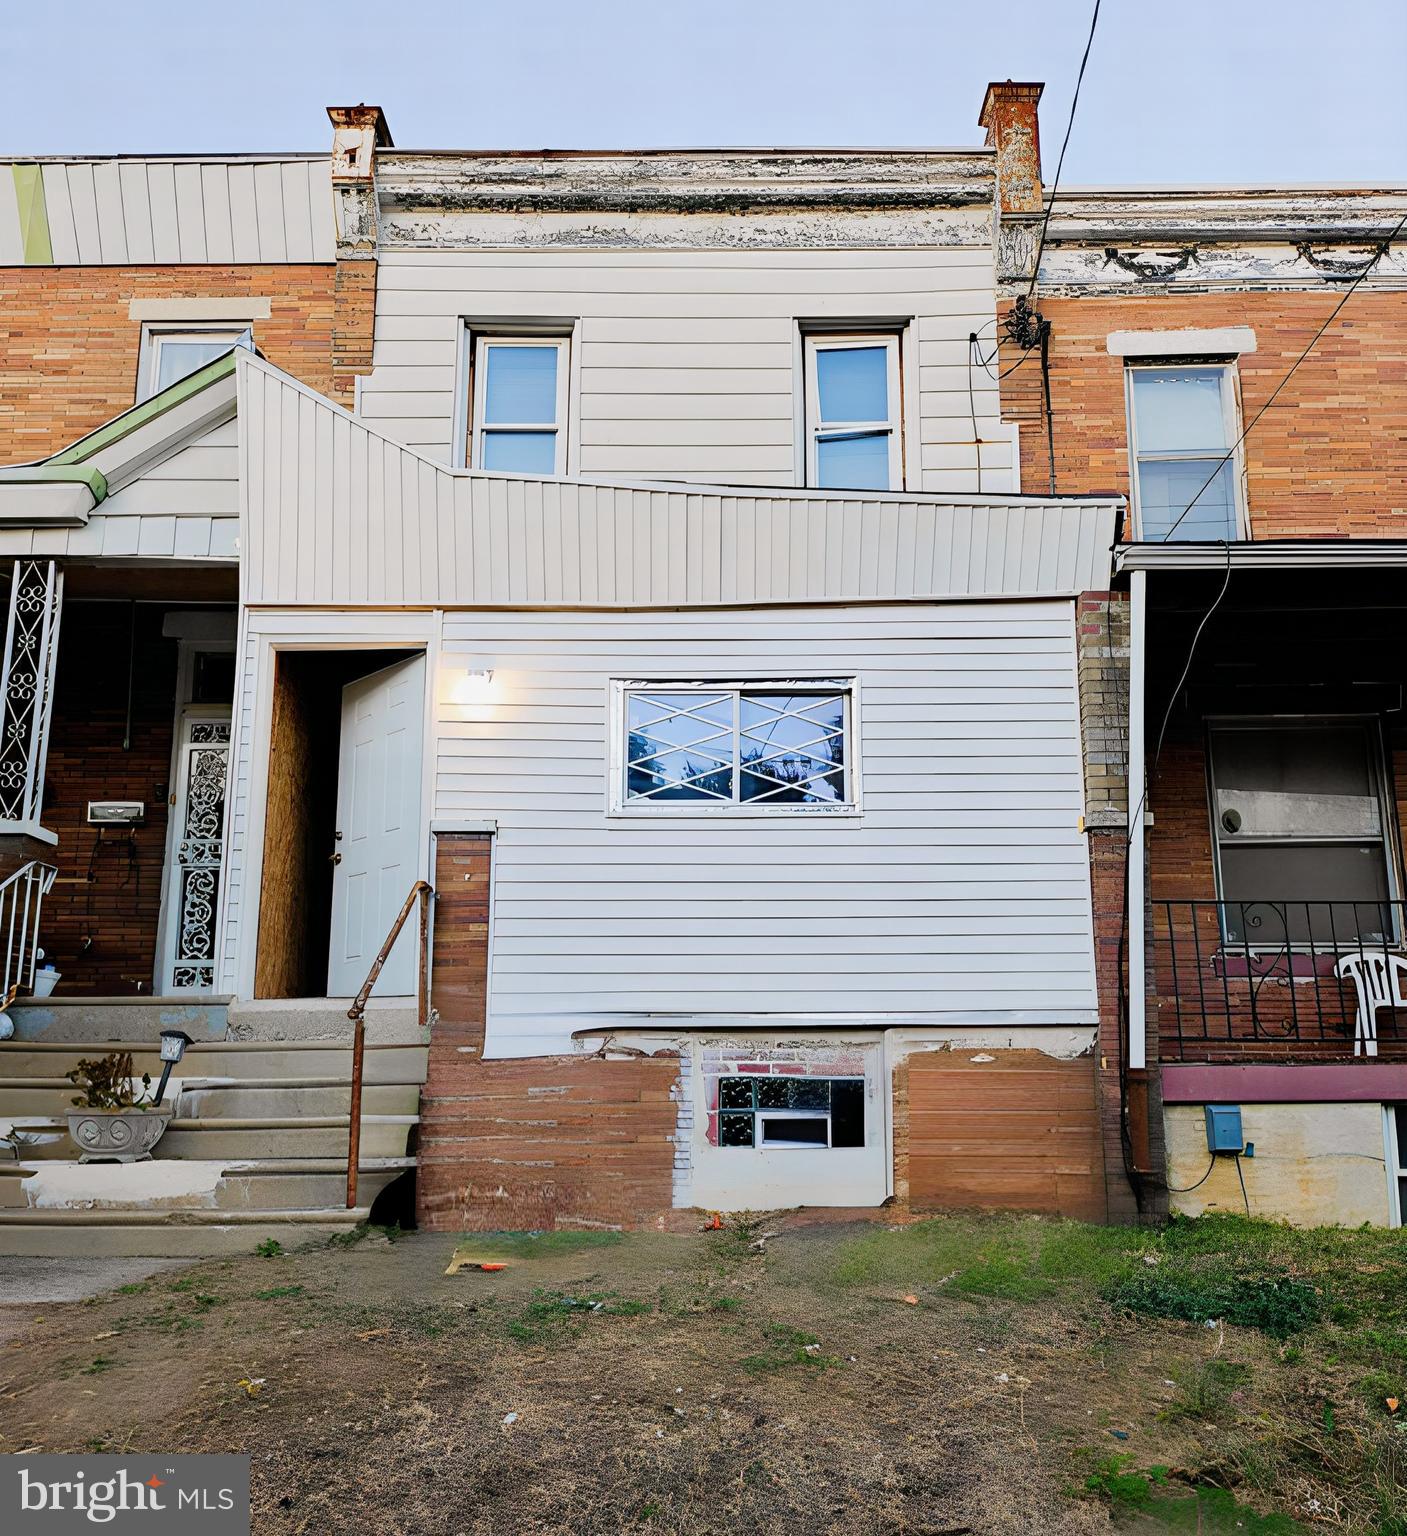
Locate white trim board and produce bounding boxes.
[1107,328,1257,357]
[130,298,273,322]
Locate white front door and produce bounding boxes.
[160,712,232,993]
[327,655,425,997]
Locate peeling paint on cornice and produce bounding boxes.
[375,150,995,216]
[379,207,994,253]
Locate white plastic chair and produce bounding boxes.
[1334,950,1407,1057]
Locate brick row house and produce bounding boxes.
[0,88,1400,1249]
[986,84,1407,1225]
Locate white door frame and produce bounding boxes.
[223,610,441,1002]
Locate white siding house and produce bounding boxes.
[354,150,1018,495]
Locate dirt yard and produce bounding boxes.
[1,1213,1404,1534]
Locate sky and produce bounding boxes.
[6,1,1405,184]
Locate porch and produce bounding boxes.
[0,560,238,1004]
[1128,559,1407,1067]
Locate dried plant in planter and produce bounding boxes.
[66,1051,155,1111]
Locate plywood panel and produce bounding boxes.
[906,1048,1106,1221]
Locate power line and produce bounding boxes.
[1159,210,1407,542]
[1025,0,1102,301]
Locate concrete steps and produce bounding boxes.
[0,1008,428,1254]
[6,995,229,1044]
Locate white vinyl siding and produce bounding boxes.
[239,357,1118,609]
[357,245,1013,492]
[433,603,1096,1055]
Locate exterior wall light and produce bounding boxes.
[451,668,496,704]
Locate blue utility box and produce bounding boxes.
[1205,1104,1244,1154]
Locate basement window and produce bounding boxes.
[717,1077,865,1150]
[1126,364,1244,541]
[469,335,569,475]
[138,325,244,401]
[804,333,903,491]
[614,681,853,813]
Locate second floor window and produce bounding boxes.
[1127,364,1244,541]
[804,334,902,492]
[140,325,244,401]
[471,336,568,475]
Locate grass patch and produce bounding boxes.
[740,1323,841,1374]
[82,1356,116,1375]
[114,1281,149,1296]
[507,1289,653,1345]
[1079,1452,1169,1508]
[1160,1358,1251,1421]
[1103,1270,1321,1339]
[255,1285,305,1301]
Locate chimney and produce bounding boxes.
[326,106,392,409]
[978,81,1044,215]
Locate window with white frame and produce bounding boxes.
[1208,719,1395,944]
[138,325,245,401]
[616,682,853,811]
[718,1076,865,1149]
[1126,364,1244,540]
[469,335,569,475]
[804,333,902,491]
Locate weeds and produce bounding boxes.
[255,1239,283,1259]
[1103,1269,1321,1339]
[507,1289,654,1345]
[740,1323,841,1374]
[1161,1358,1251,1420]
[255,1285,305,1301]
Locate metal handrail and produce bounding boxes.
[0,858,58,1001]
[345,879,433,1209]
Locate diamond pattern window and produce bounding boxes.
[619,684,852,811]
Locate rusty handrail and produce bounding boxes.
[346,879,433,1210]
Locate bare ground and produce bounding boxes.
[0,1215,1400,1534]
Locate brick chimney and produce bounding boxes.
[978,81,1044,215]
[327,105,392,408]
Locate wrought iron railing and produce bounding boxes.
[1153,899,1407,1060]
[0,859,58,1003]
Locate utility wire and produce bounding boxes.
[1159,210,1407,542]
[1024,0,1103,301]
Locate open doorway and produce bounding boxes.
[254,648,425,1000]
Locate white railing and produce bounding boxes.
[0,859,57,1002]
[0,560,62,825]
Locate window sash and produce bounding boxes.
[140,326,244,401]
[1126,363,1244,540]
[716,1076,863,1150]
[1207,718,1397,944]
[470,336,569,474]
[616,681,854,813]
[804,335,902,491]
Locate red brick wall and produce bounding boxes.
[998,291,1407,539]
[418,832,680,1231]
[331,259,377,409]
[39,603,178,994]
[0,265,334,464]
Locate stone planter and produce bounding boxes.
[66,1108,172,1163]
